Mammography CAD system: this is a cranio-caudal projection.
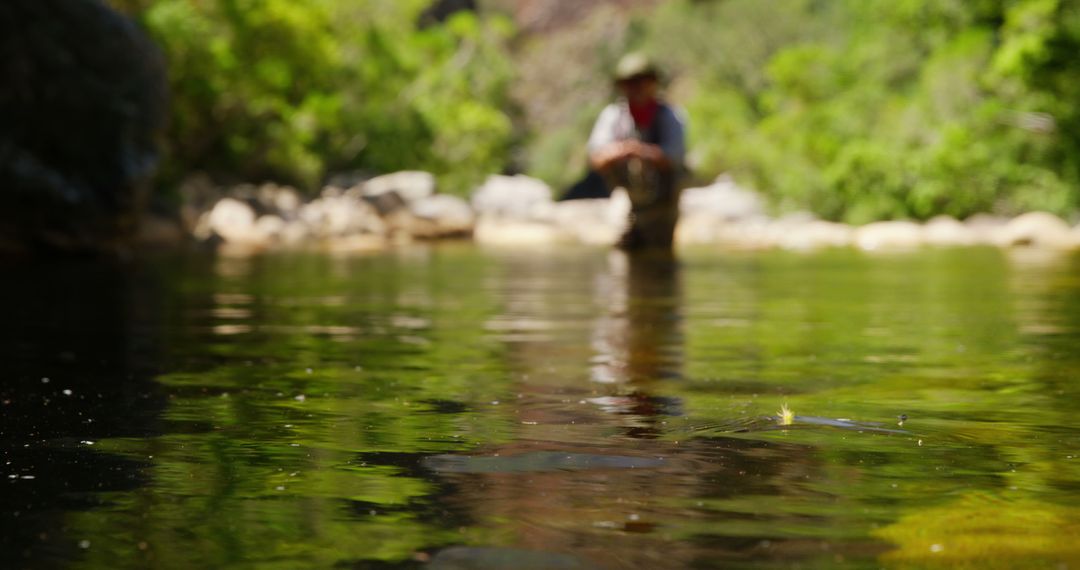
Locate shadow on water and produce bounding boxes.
[0,257,167,568]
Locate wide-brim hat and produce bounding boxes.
[613,52,660,82]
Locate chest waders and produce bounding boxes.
[608,108,680,250]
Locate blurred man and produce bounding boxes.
[588,53,686,249]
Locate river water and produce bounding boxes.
[2,245,1079,569]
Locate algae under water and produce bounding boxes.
[1,245,1079,569]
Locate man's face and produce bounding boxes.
[618,75,659,104]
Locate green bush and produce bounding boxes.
[117,0,515,196]
[634,0,1080,220]
[112,0,1080,218]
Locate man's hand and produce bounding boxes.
[590,140,671,171]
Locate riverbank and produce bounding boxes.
[142,171,1080,254]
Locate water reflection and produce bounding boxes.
[3,247,1080,569]
[589,250,684,436]
[0,257,167,569]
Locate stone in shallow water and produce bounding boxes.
[204,198,258,244]
[409,194,475,237]
[679,175,765,221]
[854,220,923,251]
[923,215,976,246]
[422,451,664,473]
[471,174,553,220]
[776,219,853,251]
[473,218,561,245]
[1001,211,1073,248]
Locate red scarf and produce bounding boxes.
[629,100,660,131]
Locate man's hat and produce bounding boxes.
[613,52,660,82]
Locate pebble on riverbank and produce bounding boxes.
[143,172,1080,254]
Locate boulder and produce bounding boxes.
[675,214,719,245]
[707,217,774,250]
[178,174,220,232]
[854,220,923,251]
[1001,211,1074,248]
[0,0,167,253]
[409,194,475,237]
[359,188,410,217]
[679,174,766,221]
[323,234,387,253]
[360,171,436,203]
[473,218,560,246]
[279,221,311,246]
[300,196,385,238]
[255,183,302,219]
[204,198,261,245]
[254,215,287,243]
[964,213,1011,245]
[471,175,554,220]
[923,215,976,246]
[776,220,853,250]
[551,193,628,246]
[136,215,185,248]
[325,170,375,191]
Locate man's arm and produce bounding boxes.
[588,106,683,172]
[592,140,672,171]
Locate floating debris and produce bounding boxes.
[778,403,795,426]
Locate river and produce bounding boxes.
[2,244,1079,569]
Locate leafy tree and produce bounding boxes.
[112,0,516,195]
[634,0,1080,220]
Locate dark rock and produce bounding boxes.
[362,189,411,217]
[0,0,167,253]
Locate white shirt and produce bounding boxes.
[587,100,687,166]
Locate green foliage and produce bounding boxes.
[121,0,515,195]
[111,0,1080,217]
[633,0,1080,220]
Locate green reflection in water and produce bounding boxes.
[42,246,1080,568]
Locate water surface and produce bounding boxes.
[2,245,1079,569]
